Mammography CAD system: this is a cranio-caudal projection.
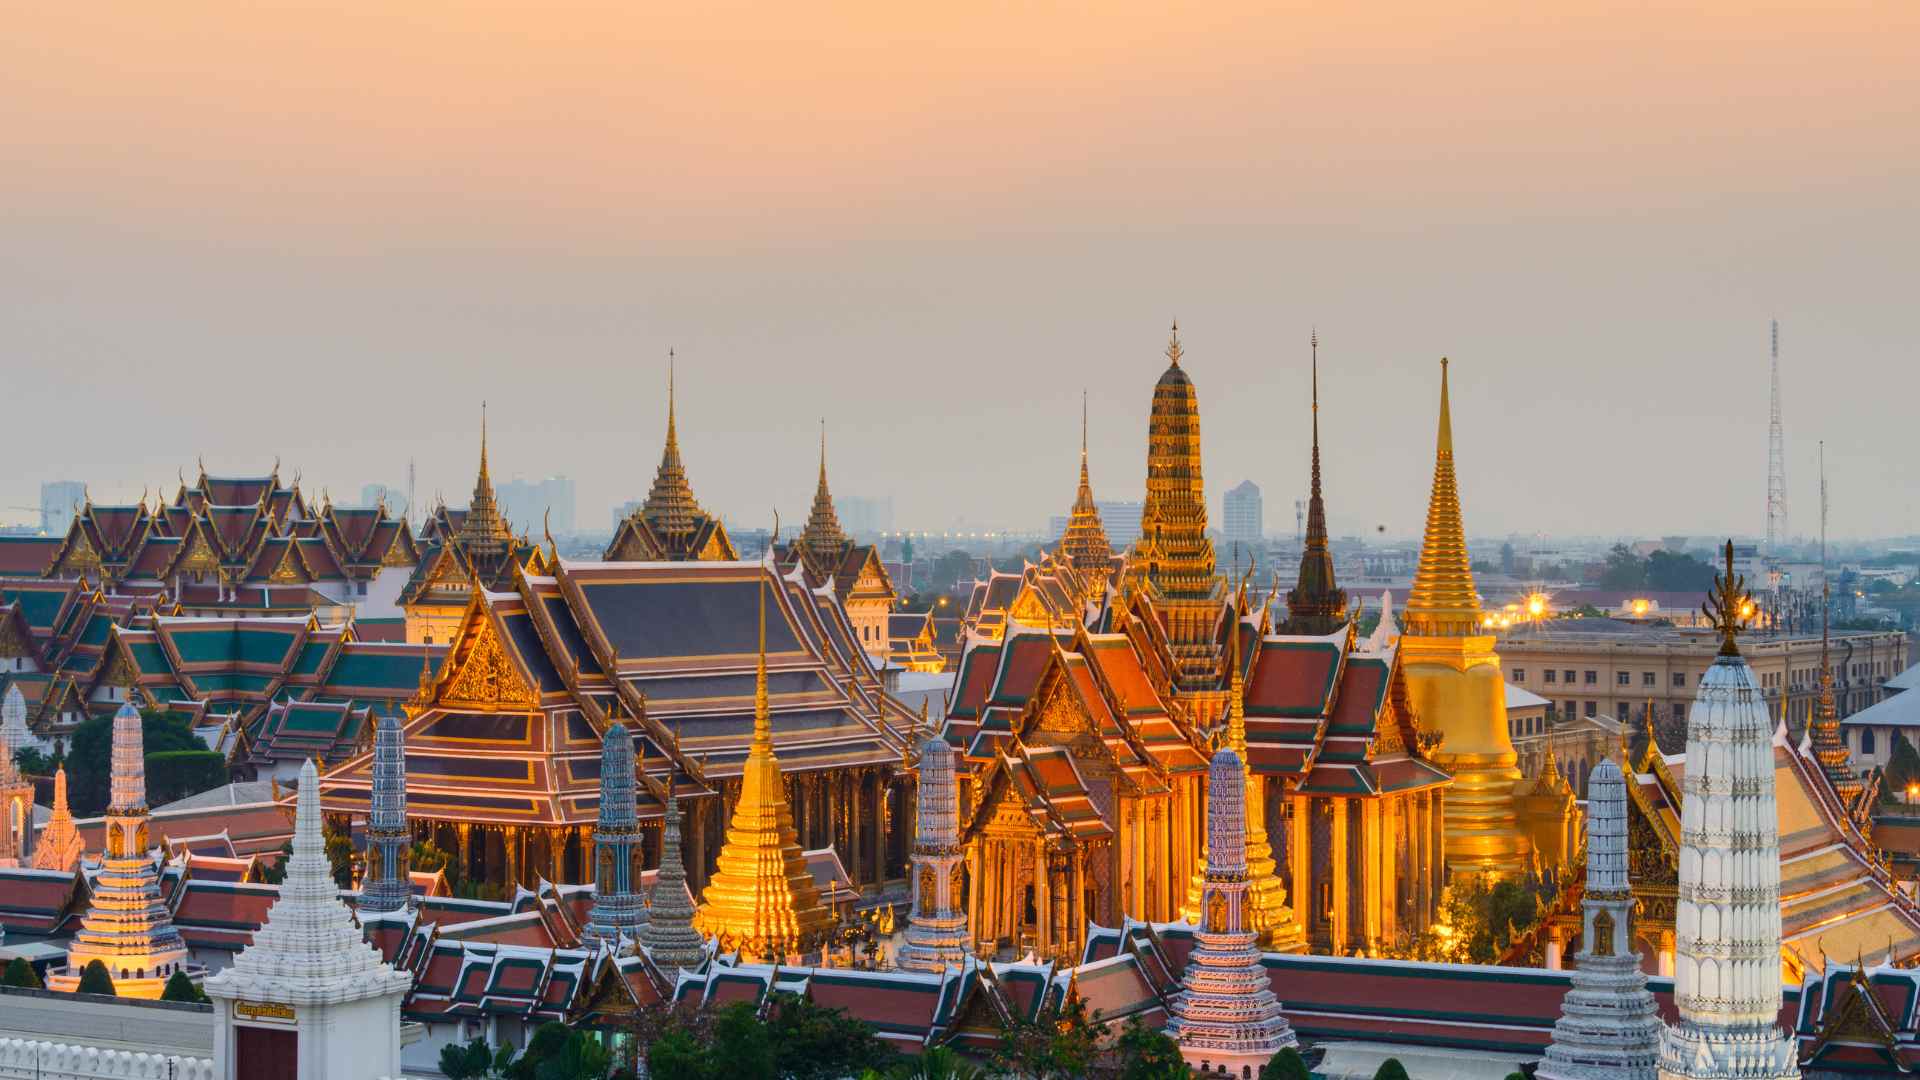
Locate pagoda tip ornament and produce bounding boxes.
[1701,539,1752,658]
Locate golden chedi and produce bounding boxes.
[693,569,834,962]
[1398,360,1530,879]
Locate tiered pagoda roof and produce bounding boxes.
[606,361,738,562]
[31,462,417,611]
[1057,395,1116,603]
[324,558,920,831]
[1128,324,1220,605]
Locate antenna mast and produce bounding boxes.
[1766,320,1789,585]
[408,457,417,527]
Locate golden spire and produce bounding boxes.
[1058,390,1113,598]
[1166,320,1183,366]
[1702,539,1753,658]
[800,420,849,569]
[693,558,832,962]
[458,401,513,556]
[644,349,705,535]
[1808,443,1859,803]
[1404,359,1483,637]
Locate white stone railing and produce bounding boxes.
[0,1037,213,1080]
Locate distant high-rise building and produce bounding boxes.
[39,480,84,537]
[497,475,575,536]
[837,494,894,539]
[1223,479,1263,550]
[1097,500,1144,549]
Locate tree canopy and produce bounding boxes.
[76,959,116,996]
[2,957,42,989]
[66,709,208,815]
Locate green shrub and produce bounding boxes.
[76,960,116,996]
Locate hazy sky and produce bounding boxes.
[5,3,1916,540]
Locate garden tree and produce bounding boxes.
[992,984,1102,1080]
[410,839,458,887]
[1883,736,1920,804]
[438,1037,493,1080]
[145,749,228,805]
[66,709,205,815]
[1506,1073,1530,1080]
[503,1021,610,1080]
[1373,1060,1410,1080]
[161,969,208,1003]
[1260,1047,1310,1080]
[3,957,42,989]
[1556,604,1606,620]
[885,1046,982,1080]
[1599,544,1646,590]
[1114,1013,1190,1080]
[13,746,54,777]
[644,1025,709,1080]
[75,959,116,996]
[1644,550,1716,593]
[709,1001,775,1080]
[763,991,896,1080]
[257,838,293,885]
[323,821,356,889]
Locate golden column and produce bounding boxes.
[1398,359,1529,880]
[693,567,833,962]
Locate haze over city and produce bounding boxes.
[5,3,1917,538]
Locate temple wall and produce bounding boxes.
[0,985,213,1058]
[0,1038,214,1080]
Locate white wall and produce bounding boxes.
[0,1037,213,1080]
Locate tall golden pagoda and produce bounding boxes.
[692,567,834,962]
[1131,324,1219,602]
[1398,360,1530,879]
[1057,393,1115,602]
[1281,333,1348,635]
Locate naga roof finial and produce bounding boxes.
[1702,539,1753,658]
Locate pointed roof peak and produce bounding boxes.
[1283,332,1345,633]
[1403,358,1481,636]
[1166,320,1183,367]
[644,348,706,533]
[799,421,850,565]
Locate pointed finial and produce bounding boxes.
[1436,358,1453,457]
[1080,390,1088,464]
[1702,538,1752,658]
[1166,321,1183,366]
[666,349,678,448]
[754,561,772,749]
[479,401,489,480]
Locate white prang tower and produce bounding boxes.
[1657,542,1798,1080]
[897,735,971,972]
[205,759,413,1080]
[49,702,198,997]
[1166,747,1297,1074]
[1538,758,1662,1080]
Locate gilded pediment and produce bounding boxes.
[440,615,537,710]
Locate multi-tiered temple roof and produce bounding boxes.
[605,362,738,562]
[324,558,918,835]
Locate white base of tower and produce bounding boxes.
[1657,1022,1799,1080]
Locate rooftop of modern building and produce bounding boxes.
[1499,617,1904,649]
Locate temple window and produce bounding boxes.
[1862,729,1876,754]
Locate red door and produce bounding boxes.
[235,1024,298,1080]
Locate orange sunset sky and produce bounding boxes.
[4,3,1917,538]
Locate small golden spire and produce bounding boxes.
[1165,320,1183,367]
[1701,539,1753,658]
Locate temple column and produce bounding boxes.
[1130,798,1146,917]
[1545,923,1564,970]
[1290,795,1309,933]
[690,806,708,893]
[967,841,984,953]
[1049,857,1069,961]
[456,822,473,884]
[506,827,522,888]
[1330,798,1350,953]
[1657,929,1675,977]
[1034,839,1051,955]
[1378,797,1397,950]
[1069,850,1085,955]
[870,775,886,887]
[1363,799,1382,952]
